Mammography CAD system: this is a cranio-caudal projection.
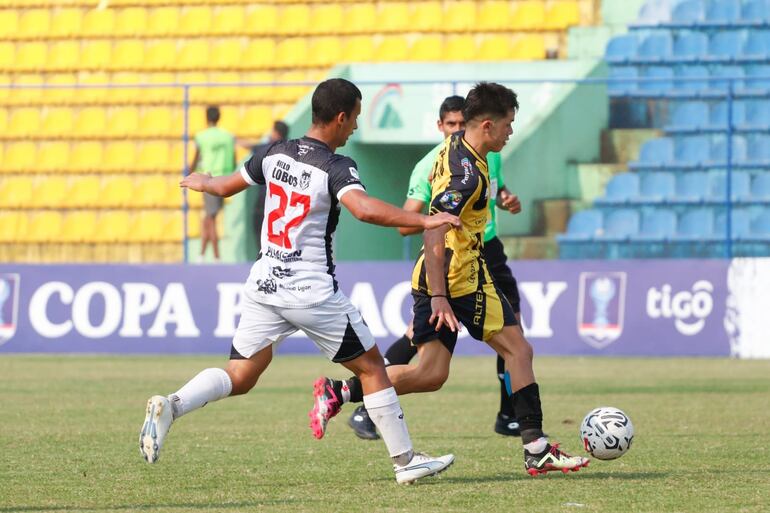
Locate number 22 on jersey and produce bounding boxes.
[266,182,310,249]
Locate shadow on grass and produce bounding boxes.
[0,499,308,512]
[439,470,669,484]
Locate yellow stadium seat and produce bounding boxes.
[216,106,239,135]
[242,39,276,70]
[510,34,546,60]
[77,72,110,104]
[70,141,104,172]
[478,1,512,31]
[511,2,546,29]
[73,107,107,138]
[273,71,307,103]
[134,175,168,208]
[81,41,112,71]
[444,1,477,32]
[107,107,140,138]
[245,6,278,36]
[14,43,47,72]
[179,6,212,37]
[0,42,14,71]
[545,1,581,29]
[309,5,343,35]
[93,211,131,243]
[165,177,183,208]
[130,211,166,242]
[41,108,75,139]
[163,211,184,242]
[177,40,211,71]
[6,108,41,138]
[0,109,7,133]
[375,36,410,62]
[345,4,376,34]
[412,2,443,32]
[206,72,241,104]
[211,40,243,70]
[45,73,78,104]
[101,176,133,208]
[212,6,245,35]
[0,176,34,208]
[38,142,71,173]
[115,7,148,37]
[410,35,443,61]
[140,108,179,138]
[8,74,43,106]
[50,8,83,38]
[66,176,102,208]
[187,188,203,210]
[30,176,70,209]
[307,37,342,68]
[239,106,273,137]
[240,71,276,102]
[277,4,310,36]
[18,9,51,39]
[137,141,172,173]
[342,36,375,63]
[107,72,144,103]
[168,143,189,173]
[0,212,22,243]
[3,142,36,173]
[82,8,116,37]
[111,40,146,71]
[61,211,98,243]
[146,41,178,71]
[147,7,180,37]
[144,73,179,103]
[275,38,308,69]
[177,72,209,104]
[103,141,137,172]
[27,211,63,243]
[378,3,410,33]
[0,11,19,40]
[444,35,477,61]
[477,35,513,61]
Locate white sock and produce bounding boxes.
[168,368,232,419]
[524,437,548,454]
[363,387,413,465]
[340,380,352,403]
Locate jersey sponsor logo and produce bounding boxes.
[577,272,627,349]
[646,280,713,335]
[461,157,473,185]
[297,144,313,156]
[299,170,312,190]
[271,266,296,279]
[0,274,20,347]
[256,278,277,295]
[349,167,360,180]
[272,162,298,187]
[439,190,463,210]
[265,247,304,263]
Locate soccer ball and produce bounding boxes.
[580,407,634,460]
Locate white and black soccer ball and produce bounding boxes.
[580,407,634,460]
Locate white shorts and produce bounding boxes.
[231,290,376,363]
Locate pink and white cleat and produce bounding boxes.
[309,377,342,439]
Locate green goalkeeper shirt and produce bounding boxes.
[407,141,503,242]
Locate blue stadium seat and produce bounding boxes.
[709,171,751,201]
[706,31,746,62]
[608,66,639,96]
[676,171,710,203]
[595,173,639,205]
[741,0,770,26]
[715,208,752,238]
[640,66,674,93]
[710,65,745,93]
[677,208,715,239]
[675,136,709,168]
[750,173,770,200]
[673,65,710,96]
[708,135,748,167]
[636,208,677,238]
[705,0,740,26]
[600,209,640,240]
[750,207,770,238]
[672,31,708,63]
[630,137,674,170]
[710,101,747,130]
[605,34,637,64]
[634,0,675,27]
[639,171,676,202]
[666,101,708,132]
[741,30,770,62]
[742,100,770,130]
[669,0,704,27]
[746,134,770,166]
[560,209,603,240]
[636,32,673,63]
[745,65,770,93]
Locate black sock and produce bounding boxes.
[343,376,364,403]
[511,382,544,444]
[384,334,417,366]
[497,355,515,418]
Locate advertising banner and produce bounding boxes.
[0,259,763,358]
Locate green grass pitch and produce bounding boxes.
[1,355,769,513]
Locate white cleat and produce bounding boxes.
[139,395,173,464]
[394,452,455,485]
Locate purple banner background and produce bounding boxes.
[0,260,730,356]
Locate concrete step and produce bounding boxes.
[500,235,559,260]
[570,162,628,203]
[601,128,661,164]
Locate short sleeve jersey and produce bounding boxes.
[407,141,504,242]
[194,126,236,177]
[411,132,495,298]
[239,136,365,308]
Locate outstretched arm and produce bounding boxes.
[340,189,460,230]
[180,172,250,198]
[397,199,427,236]
[423,224,459,332]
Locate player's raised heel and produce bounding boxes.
[524,443,589,476]
[394,452,455,484]
[308,377,341,440]
[139,395,173,464]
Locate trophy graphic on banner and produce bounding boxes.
[0,278,10,325]
[590,277,617,334]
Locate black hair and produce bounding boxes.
[273,120,289,140]
[311,78,362,124]
[206,105,220,124]
[439,95,465,121]
[462,82,519,123]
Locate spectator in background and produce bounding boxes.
[188,106,235,262]
[240,120,289,244]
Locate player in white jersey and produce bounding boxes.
[138,78,459,485]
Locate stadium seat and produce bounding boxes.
[510,1,545,29]
[30,176,70,209]
[146,41,178,71]
[412,2,443,32]
[639,171,676,202]
[38,142,71,173]
[2,142,36,174]
[346,4,377,34]
[103,141,137,172]
[709,134,748,167]
[27,212,64,243]
[210,40,243,70]
[131,211,166,242]
[308,37,344,67]
[239,106,273,136]
[709,171,751,202]
[40,108,74,139]
[111,40,146,71]
[342,36,375,63]
[101,176,134,208]
[15,43,48,72]
[82,8,116,37]
[177,40,210,71]
[243,39,277,69]
[275,38,308,68]
[81,41,112,71]
[715,209,752,240]
[375,36,409,62]
[7,73,43,107]
[675,135,709,167]
[0,176,34,207]
[750,207,770,236]
[671,31,708,63]
[636,209,677,239]
[203,72,240,104]
[545,1,581,30]
[165,177,183,208]
[115,7,149,37]
[631,137,674,169]
[70,142,104,173]
[276,4,311,35]
[66,176,102,208]
[595,173,640,205]
[147,7,180,36]
[666,101,708,132]
[705,0,741,26]
[742,0,770,25]
[608,66,639,96]
[746,134,770,166]
[309,5,344,35]
[742,31,770,62]
[180,6,213,36]
[672,65,709,96]
[706,31,745,62]
[0,11,19,40]
[477,35,512,61]
[245,6,278,35]
[0,42,14,71]
[133,176,169,208]
[640,66,674,93]
[636,32,673,63]
[444,35,477,62]
[0,212,23,243]
[378,3,410,33]
[510,35,546,60]
[106,107,140,138]
[61,211,98,243]
[50,8,83,38]
[710,101,747,130]
[93,211,131,243]
[18,9,51,39]
[676,171,709,203]
[745,65,770,93]
[560,209,603,240]
[600,209,640,240]
[211,6,245,36]
[669,0,704,26]
[444,1,477,32]
[141,108,179,138]
[478,1,511,31]
[676,208,714,239]
[137,141,172,173]
[605,34,637,64]
[751,173,770,200]
[6,108,42,138]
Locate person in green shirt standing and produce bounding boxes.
[188,106,236,262]
[348,95,525,440]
